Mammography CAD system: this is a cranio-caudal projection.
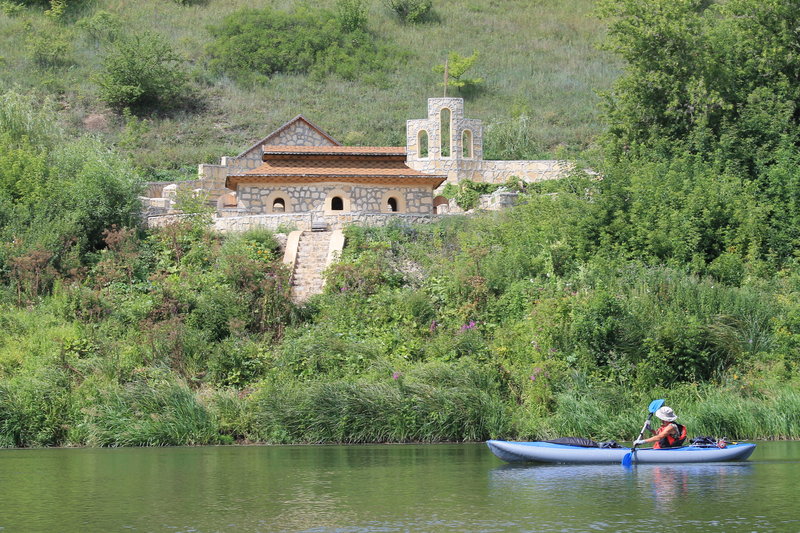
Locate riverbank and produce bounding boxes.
[2,337,798,447]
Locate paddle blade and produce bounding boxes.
[648,399,666,413]
[621,451,633,467]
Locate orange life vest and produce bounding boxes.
[654,421,687,449]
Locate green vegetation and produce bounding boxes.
[207,5,396,85]
[385,0,434,24]
[96,32,193,113]
[1,0,800,447]
[0,0,614,175]
[433,50,483,95]
[442,177,525,210]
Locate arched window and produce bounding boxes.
[325,189,351,214]
[418,129,429,158]
[462,130,473,158]
[440,108,451,157]
[387,197,398,212]
[265,191,293,214]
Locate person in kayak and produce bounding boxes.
[633,406,687,449]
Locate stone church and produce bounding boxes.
[142,97,568,232]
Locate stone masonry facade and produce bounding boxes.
[236,184,433,215]
[196,118,338,196]
[406,97,570,187]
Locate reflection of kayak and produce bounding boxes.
[487,440,756,464]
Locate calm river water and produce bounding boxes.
[0,441,798,532]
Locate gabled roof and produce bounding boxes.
[236,115,340,159]
[226,147,446,190]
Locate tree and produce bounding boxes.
[96,32,191,113]
[595,0,800,269]
[432,50,483,95]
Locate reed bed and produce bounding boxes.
[514,383,800,443]
[247,361,510,443]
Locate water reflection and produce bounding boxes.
[488,462,758,529]
[2,443,799,532]
[645,464,753,512]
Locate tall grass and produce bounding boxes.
[682,388,800,440]
[511,383,800,442]
[247,361,510,443]
[82,380,222,446]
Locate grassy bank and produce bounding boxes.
[1,204,799,447]
[3,0,800,447]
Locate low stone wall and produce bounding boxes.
[144,212,443,232]
[407,158,571,187]
[213,212,443,233]
[237,183,433,215]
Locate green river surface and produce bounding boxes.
[1,441,798,532]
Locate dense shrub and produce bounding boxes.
[96,32,192,113]
[0,91,143,294]
[335,0,368,33]
[26,32,73,68]
[385,0,433,24]
[207,7,398,84]
[77,10,122,44]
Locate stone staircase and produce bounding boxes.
[289,230,335,302]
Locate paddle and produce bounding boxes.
[621,399,665,467]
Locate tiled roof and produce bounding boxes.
[262,145,406,156]
[245,158,428,176]
[226,144,445,190]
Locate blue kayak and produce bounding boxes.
[487,440,756,464]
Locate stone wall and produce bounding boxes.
[479,191,520,210]
[237,183,434,215]
[406,97,571,188]
[143,180,201,198]
[145,212,442,232]
[407,157,570,186]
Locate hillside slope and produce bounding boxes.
[0,0,616,176]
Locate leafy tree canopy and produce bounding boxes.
[96,32,192,114]
[595,0,800,269]
[433,50,483,95]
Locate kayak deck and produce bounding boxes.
[487,440,756,464]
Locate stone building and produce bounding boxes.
[141,96,569,230]
[224,145,446,218]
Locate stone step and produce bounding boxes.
[290,230,334,302]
